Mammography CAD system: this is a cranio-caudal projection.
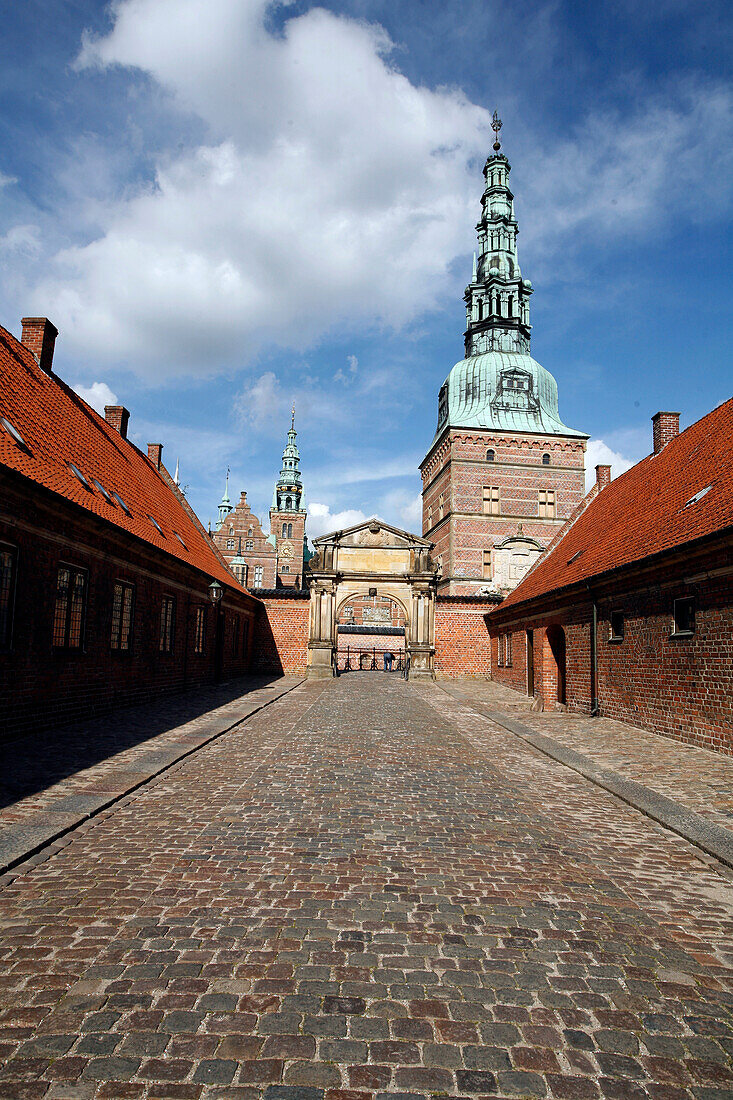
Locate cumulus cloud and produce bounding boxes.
[307,502,368,540]
[33,0,486,377]
[73,380,118,413]
[584,438,636,491]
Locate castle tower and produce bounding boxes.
[215,468,232,530]
[420,114,588,594]
[270,406,308,587]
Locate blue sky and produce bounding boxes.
[1,0,731,539]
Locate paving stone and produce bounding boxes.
[1,676,732,1100]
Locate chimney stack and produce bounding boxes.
[595,464,611,491]
[105,406,130,439]
[21,317,58,374]
[652,411,680,455]
[147,443,163,470]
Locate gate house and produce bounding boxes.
[306,518,439,680]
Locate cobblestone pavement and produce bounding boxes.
[439,680,733,831]
[1,673,732,1100]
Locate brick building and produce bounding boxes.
[488,403,733,754]
[212,409,311,589]
[421,117,587,595]
[0,316,259,738]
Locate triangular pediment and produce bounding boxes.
[313,516,432,550]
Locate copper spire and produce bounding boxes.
[491,109,502,152]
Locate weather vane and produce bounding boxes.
[491,109,502,151]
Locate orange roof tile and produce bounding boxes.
[498,398,733,613]
[0,323,256,600]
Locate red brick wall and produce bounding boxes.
[0,476,257,739]
[253,594,310,674]
[489,564,733,755]
[422,428,586,593]
[434,599,496,678]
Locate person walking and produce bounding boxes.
[383,650,394,671]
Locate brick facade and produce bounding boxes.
[212,490,277,589]
[1,470,257,738]
[252,591,310,674]
[421,429,586,594]
[270,507,307,588]
[434,596,498,678]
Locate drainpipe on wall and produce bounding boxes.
[586,584,599,717]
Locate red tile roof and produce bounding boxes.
[0,323,256,600]
[498,398,733,613]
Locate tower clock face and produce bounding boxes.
[280,541,294,560]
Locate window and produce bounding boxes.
[439,493,444,520]
[282,523,287,538]
[287,523,293,538]
[483,486,500,515]
[53,565,87,649]
[245,539,253,550]
[160,595,175,653]
[112,491,131,515]
[174,532,186,549]
[92,478,114,504]
[0,544,17,649]
[609,611,624,642]
[254,566,264,587]
[0,416,27,448]
[194,606,206,653]
[483,550,492,580]
[477,299,483,320]
[68,463,91,490]
[283,565,290,573]
[497,634,504,667]
[148,514,164,536]
[242,617,250,654]
[486,449,495,462]
[248,527,253,538]
[505,633,512,667]
[110,582,134,651]
[538,489,556,518]
[542,453,550,466]
[232,614,240,657]
[673,597,695,637]
[226,538,235,550]
[234,563,248,585]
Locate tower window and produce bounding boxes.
[428,504,433,527]
[226,538,235,550]
[287,523,293,538]
[254,566,264,587]
[542,453,550,466]
[538,489,556,518]
[439,493,444,520]
[482,550,492,579]
[282,523,287,539]
[245,539,253,550]
[483,486,500,515]
[477,299,483,320]
[486,449,495,462]
[248,527,253,537]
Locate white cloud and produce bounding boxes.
[33,0,486,378]
[234,371,282,429]
[307,501,368,540]
[0,224,41,256]
[0,171,16,188]
[334,354,359,383]
[584,438,636,491]
[73,380,118,413]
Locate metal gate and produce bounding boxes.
[335,644,407,673]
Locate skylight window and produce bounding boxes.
[68,463,92,490]
[567,549,583,564]
[683,485,712,508]
[1,416,27,448]
[173,532,187,549]
[148,515,164,535]
[112,491,131,515]
[92,479,114,505]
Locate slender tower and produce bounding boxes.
[420,114,588,594]
[270,407,309,587]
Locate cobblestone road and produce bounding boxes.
[1,675,732,1100]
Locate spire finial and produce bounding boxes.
[491,109,502,152]
[291,402,295,431]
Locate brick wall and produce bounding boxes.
[253,593,310,674]
[434,598,497,678]
[489,556,733,755]
[0,476,257,739]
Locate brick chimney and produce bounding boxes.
[104,406,130,439]
[21,317,58,374]
[595,464,611,490]
[147,443,163,470]
[652,411,680,455]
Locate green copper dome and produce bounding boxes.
[436,350,587,439]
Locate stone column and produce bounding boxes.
[307,580,337,678]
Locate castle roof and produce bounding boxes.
[0,322,256,599]
[496,399,733,615]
